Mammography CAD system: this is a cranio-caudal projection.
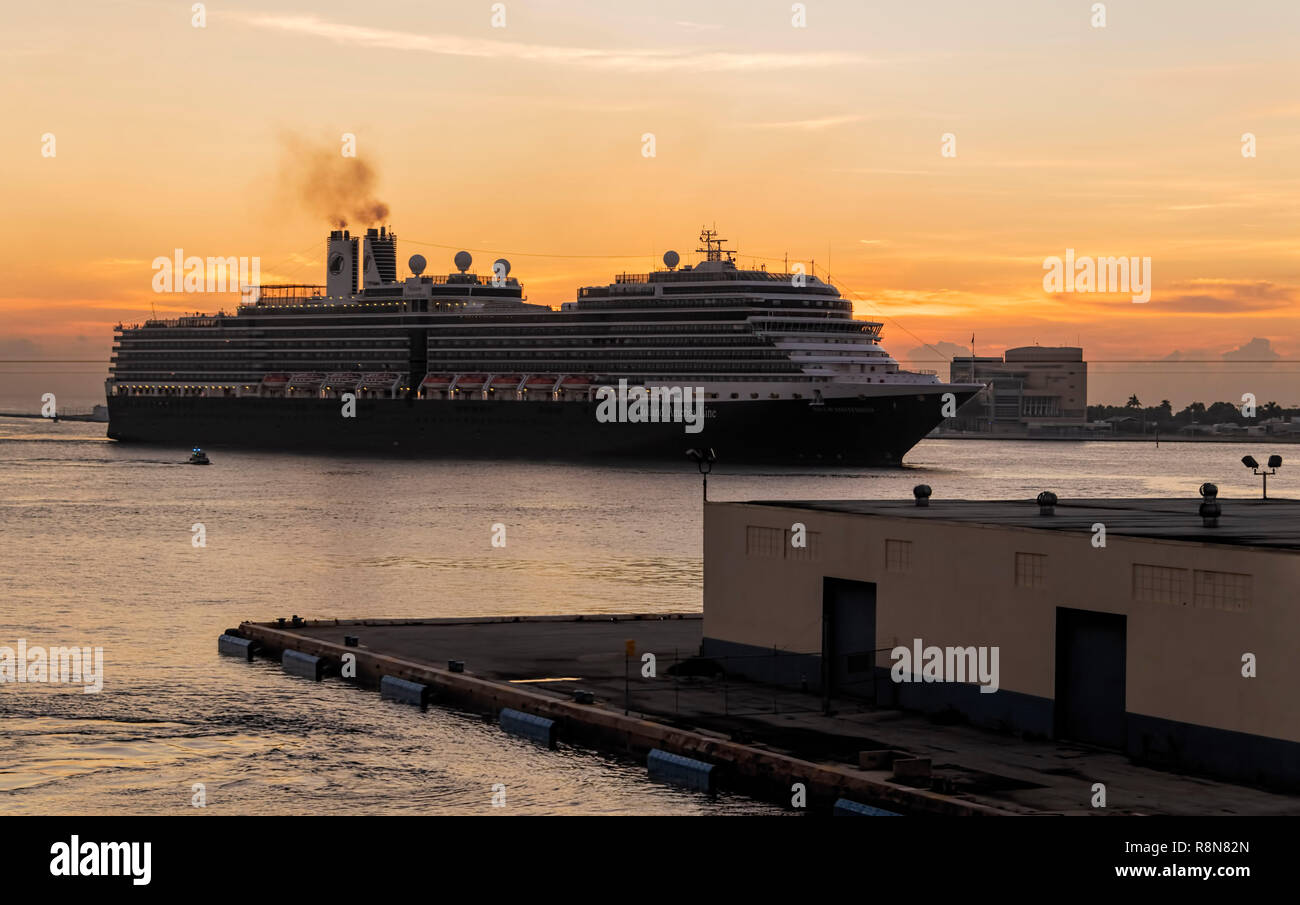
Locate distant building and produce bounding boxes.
[703,495,1300,791]
[947,346,1087,433]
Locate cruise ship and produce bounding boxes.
[107,227,981,464]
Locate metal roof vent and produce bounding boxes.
[1037,491,1058,516]
[913,484,932,507]
[1199,483,1220,528]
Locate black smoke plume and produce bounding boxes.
[280,134,390,228]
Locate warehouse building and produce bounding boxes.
[702,493,1300,790]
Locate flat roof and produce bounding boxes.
[740,497,1300,551]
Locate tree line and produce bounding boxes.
[1087,397,1297,430]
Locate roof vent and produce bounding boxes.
[1037,491,1058,516]
[913,484,932,507]
[1199,483,1220,528]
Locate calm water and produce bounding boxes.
[0,417,1283,814]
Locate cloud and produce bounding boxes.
[1221,337,1280,361]
[238,14,868,72]
[1161,349,1217,362]
[737,114,866,131]
[903,341,972,362]
[833,167,934,176]
[0,336,43,358]
[1152,279,1298,313]
[1161,338,1282,362]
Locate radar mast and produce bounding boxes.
[697,227,736,265]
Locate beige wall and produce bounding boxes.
[1018,360,1087,422]
[704,502,1300,743]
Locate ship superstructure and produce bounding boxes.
[107,227,980,464]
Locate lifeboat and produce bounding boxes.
[456,375,487,391]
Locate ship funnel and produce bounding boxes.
[326,229,359,297]
[363,226,398,286]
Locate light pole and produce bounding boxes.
[686,448,717,502]
[1242,454,1283,500]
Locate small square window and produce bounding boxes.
[1015,552,1046,589]
[885,539,912,574]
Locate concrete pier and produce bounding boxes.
[229,614,1300,816]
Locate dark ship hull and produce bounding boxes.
[107,389,975,465]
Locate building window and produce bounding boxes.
[1192,570,1252,611]
[745,526,784,559]
[885,539,912,574]
[745,525,819,560]
[1133,564,1189,605]
[786,528,820,561]
[1014,552,1046,588]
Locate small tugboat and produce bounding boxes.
[188,447,210,465]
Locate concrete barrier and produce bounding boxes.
[892,757,932,784]
[218,635,255,660]
[647,748,714,792]
[858,749,906,770]
[499,708,557,747]
[833,798,903,816]
[237,620,1009,816]
[380,675,430,709]
[282,649,323,681]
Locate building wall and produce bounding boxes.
[948,347,1087,431]
[703,502,1300,786]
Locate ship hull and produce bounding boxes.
[106,390,975,465]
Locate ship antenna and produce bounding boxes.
[697,226,734,263]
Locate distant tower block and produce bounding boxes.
[326,229,359,297]
[363,226,398,286]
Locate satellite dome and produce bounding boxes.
[454,251,472,272]
[408,254,427,276]
[663,250,680,269]
[493,258,511,277]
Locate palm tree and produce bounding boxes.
[1125,394,1141,409]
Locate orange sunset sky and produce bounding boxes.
[2,0,1298,407]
